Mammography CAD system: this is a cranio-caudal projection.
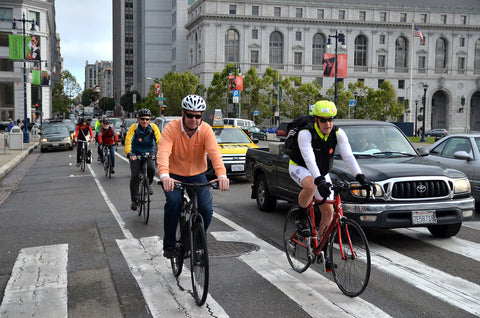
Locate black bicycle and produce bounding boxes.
[102,144,117,178]
[170,181,218,306]
[136,153,155,224]
[78,140,88,172]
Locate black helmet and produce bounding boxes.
[102,118,110,124]
[137,108,152,117]
[79,117,86,123]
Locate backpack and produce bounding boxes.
[284,115,316,156]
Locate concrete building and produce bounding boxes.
[184,0,480,133]
[0,1,58,122]
[84,60,112,91]
[100,67,113,98]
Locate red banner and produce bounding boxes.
[323,54,347,78]
[228,75,243,91]
[154,83,161,96]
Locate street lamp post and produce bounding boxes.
[327,31,345,106]
[415,100,419,136]
[420,84,428,142]
[229,64,241,118]
[12,13,36,143]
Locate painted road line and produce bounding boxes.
[212,213,390,318]
[463,221,480,230]
[117,236,228,317]
[0,244,68,318]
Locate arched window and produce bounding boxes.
[395,37,408,72]
[225,29,239,63]
[435,38,447,73]
[474,39,480,73]
[354,35,368,71]
[269,31,283,69]
[312,33,325,70]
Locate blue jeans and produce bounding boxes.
[100,145,115,167]
[163,173,212,249]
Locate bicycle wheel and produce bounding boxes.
[104,151,111,178]
[190,220,209,306]
[171,220,184,277]
[138,176,144,217]
[283,207,312,273]
[141,180,150,224]
[81,146,86,172]
[329,218,371,297]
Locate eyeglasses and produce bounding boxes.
[139,117,150,121]
[317,117,335,123]
[185,113,203,119]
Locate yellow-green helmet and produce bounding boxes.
[312,100,337,118]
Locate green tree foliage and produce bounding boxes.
[62,70,81,100]
[160,71,200,116]
[120,90,141,114]
[52,70,80,118]
[365,81,404,121]
[81,88,99,106]
[99,97,115,112]
[241,67,267,123]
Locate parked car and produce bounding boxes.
[276,122,291,141]
[240,126,266,141]
[424,133,480,203]
[120,118,137,145]
[425,128,448,138]
[245,120,475,238]
[40,124,74,152]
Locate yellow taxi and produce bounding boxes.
[204,110,259,177]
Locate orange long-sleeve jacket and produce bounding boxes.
[157,118,226,177]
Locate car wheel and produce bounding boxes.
[255,174,276,212]
[427,223,462,238]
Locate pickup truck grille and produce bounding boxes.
[391,180,449,199]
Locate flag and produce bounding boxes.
[8,35,30,60]
[414,25,425,45]
[32,70,41,85]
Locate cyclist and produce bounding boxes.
[97,117,119,173]
[95,116,102,161]
[288,100,371,246]
[74,117,94,167]
[157,94,230,258]
[125,108,161,211]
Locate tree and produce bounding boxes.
[62,70,81,101]
[121,90,141,114]
[160,71,200,116]
[81,88,99,107]
[99,97,115,112]
[240,67,268,122]
[52,70,78,118]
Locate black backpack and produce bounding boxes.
[284,115,316,156]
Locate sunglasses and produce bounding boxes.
[185,113,203,119]
[317,117,335,123]
[139,117,150,121]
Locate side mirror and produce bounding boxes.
[454,151,473,161]
[417,147,430,156]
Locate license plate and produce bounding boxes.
[412,210,437,225]
[52,143,59,147]
[231,164,244,172]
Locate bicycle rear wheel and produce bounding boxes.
[190,221,209,306]
[283,207,312,273]
[141,180,150,224]
[171,221,184,277]
[104,151,111,178]
[81,147,86,172]
[329,218,371,297]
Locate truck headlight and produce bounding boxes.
[453,178,470,194]
[351,183,384,198]
[40,138,47,143]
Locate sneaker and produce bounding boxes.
[130,202,137,211]
[163,246,176,258]
[75,163,80,167]
[295,214,311,237]
[111,168,115,174]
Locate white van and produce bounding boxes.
[223,118,255,128]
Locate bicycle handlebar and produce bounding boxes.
[317,181,376,205]
[173,181,219,190]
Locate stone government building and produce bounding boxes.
[184,0,480,133]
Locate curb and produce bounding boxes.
[0,143,38,181]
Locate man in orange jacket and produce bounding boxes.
[157,94,229,258]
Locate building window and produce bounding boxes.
[398,79,405,89]
[295,31,301,41]
[379,34,385,44]
[0,8,13,22]
[441,15,447,24]
[229,5,236,15]
[475,39,480,74]
[359,11,366,21]
[252,5,259,16]
[380,12,386,22]
[28,11,40,30]
[294,52,303,70]
[296,8,303,18]
[395,37,408,72]
[435,38,447,73]
[418,56,426,73]
[269,31,283,69]
[378,79,384,88]
[400,13,407,22]
[312,33,325,70]
[251,50,259,68]
[458,57,465,74]
[274,7,281,17]
[421,14,427,23]
[338,10,345,20]
[317,9,324,19]
[225,29,239,63]
[461,15,467,25]
[0,58,13,72]
[252,29,258,40]
[459,37,465,47]
[378,55,386,72]
[354,35,367,71]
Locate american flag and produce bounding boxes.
[414,25,425,45]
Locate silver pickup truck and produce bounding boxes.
[245,120,475,238]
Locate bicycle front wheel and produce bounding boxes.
[190,221,209,306]
[283,207,312,273]
[104,153,111,178]
[171,221,184,277]
[81,148,86,172]
[329,218,371,297]
[141,180,150,224]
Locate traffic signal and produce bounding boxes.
[161,106,167,116]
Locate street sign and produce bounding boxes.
[254,110,259,116]
[349,99,356,106]
[233,96,239,103]
[156,97,167,101]
[233,90,239,97]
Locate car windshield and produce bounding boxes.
[44,125,69,135]
[113,121,122,128]
[213,127,252,143]
[124,119,136,127]
[337,125,417,157]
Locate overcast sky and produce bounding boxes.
[55,0,112,90]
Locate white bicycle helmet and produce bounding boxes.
[181,95,207,112]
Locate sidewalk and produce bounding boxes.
[0,132,39,181]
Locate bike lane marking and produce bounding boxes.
[212,213,390,318]
[463,221,480,231]
[0,244,68,318]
